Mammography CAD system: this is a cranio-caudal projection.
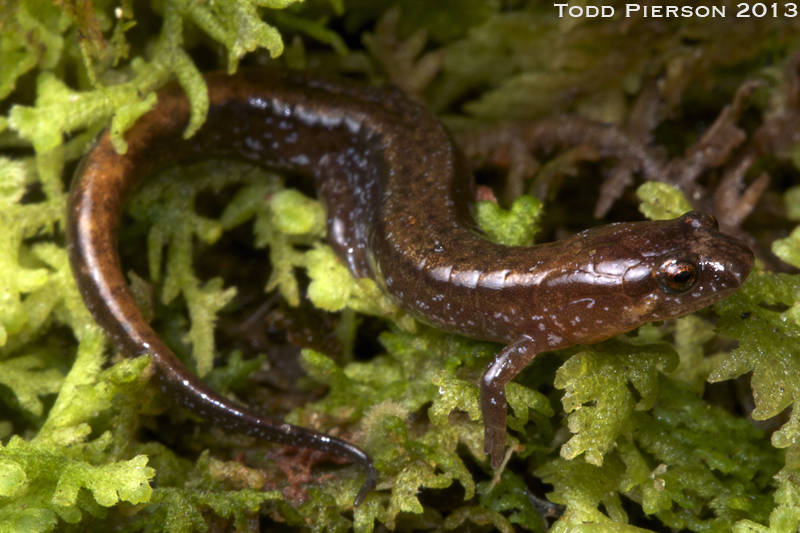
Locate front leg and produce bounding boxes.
[480,334,542,468]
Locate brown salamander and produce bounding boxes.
[66,69,754,505]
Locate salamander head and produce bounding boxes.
[538,211,754,344]
[620,211,753,322]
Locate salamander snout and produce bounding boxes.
[696,230,754,293]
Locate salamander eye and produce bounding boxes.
[681,211,718,230]
[656,257,699,294]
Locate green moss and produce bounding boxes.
[554,335,679,466]
[712,272,800,468]
[1,0,799,531]
[123,485,281,533]
[636,182,695,221]
[541,375,781,532]
[475,195,543,246]
[0,332,155,531]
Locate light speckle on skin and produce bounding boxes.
[271,98,288,116]
[245,137,263,151]
[249,97,268,109]
[345,116,362,133]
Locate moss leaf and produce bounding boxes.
[480,470,548,533]
[53,454,153,507]
[428,372,481,425]
[636,182,694,221]
[0,355,63,416]
[474,195,543,246]
[772,225,800,269]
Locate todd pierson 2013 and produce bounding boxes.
[554,4,797,18]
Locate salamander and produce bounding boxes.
[66,69,755,505]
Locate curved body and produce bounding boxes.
[67,70,754,504]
